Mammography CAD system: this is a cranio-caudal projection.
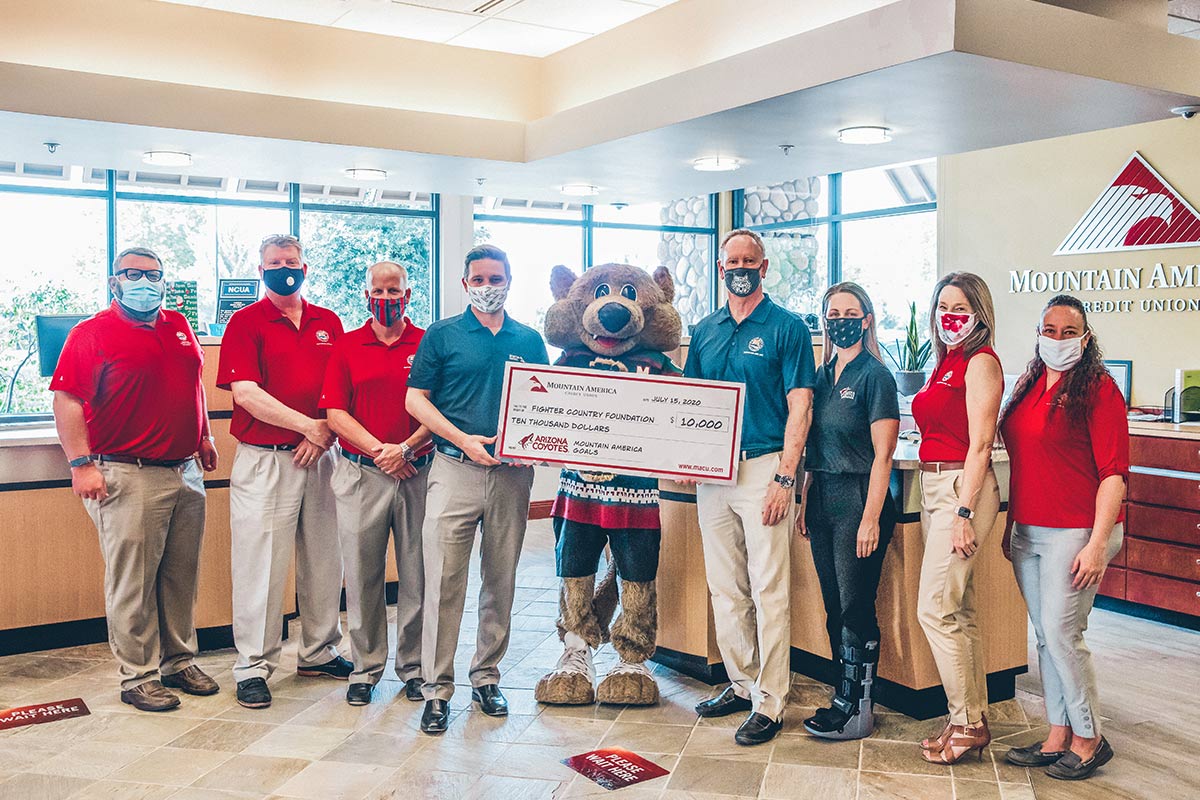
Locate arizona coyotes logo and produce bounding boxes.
[1056,152,1200,255]
[528,375,549,393]
[519,432,537,448]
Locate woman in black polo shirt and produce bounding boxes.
[799,282,900,740]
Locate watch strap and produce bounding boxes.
[773,473,796,489]
[69,455,95,468]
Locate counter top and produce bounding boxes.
[0,425,60,448]
[1128,420,1200,441]
[892,439,1009,470]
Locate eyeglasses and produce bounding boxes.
[117,268,164,282]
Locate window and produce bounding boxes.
[760,226,828,321]
[301,210,435,329]
[841,161,935,214]
[0,193,106,416]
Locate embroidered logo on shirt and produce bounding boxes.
[840,387,856,400]
[509,354,526,362]
[938,369,954,386]
[748,337,764,353]
[315,330,331,344]
[175,331,189,346]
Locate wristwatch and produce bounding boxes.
[773,473,796,489]
[399,442,415,462]
[68,455,94,468]
[956,506,976,520]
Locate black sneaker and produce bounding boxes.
[297,655,354,680]
[346,682,373,706]
[236,677,272,709]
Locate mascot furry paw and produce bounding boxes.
[533,263,682,707]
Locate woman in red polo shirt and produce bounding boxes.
[998,294,1126,781]
[910,271,1004,765]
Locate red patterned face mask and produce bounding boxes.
[937,312,977,346]
[369,296,406,326]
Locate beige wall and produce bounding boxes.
[939,116,1200,406]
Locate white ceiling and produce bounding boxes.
[154,0,680,56]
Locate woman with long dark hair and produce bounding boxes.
[911,271,1004,765]
[998,294,1126,781]
[798,282,899,740]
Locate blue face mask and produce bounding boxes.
[263,267,304,296]
[119,278,165,313]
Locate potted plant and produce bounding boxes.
[882,301,932,396]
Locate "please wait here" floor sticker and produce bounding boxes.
[562,747,670,790]
[0,698,91,731]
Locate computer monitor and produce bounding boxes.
[35,314,89,378]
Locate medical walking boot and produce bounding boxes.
[804,640,879,740]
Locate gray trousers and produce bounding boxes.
[84,460,206,690]
[230,444,344,682]
[420,452,535,701]
[1011,523,1123,738]
[331,456,429,685]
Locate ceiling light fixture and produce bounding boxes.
[837,126,893,145]
[561,183,600,197]
[692,156,741,172]
[343,168,388,181]
[142,150,193,167]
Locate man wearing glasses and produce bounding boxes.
[53,246,220,712]
[218,234,351,710]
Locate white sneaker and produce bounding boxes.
[554,645,596,683]
[607,660,651,678]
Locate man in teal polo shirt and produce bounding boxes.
[684,228,815,746]
[406,243,549,734]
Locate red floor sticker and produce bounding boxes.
[563,747,670,790]
[0,698,90,731]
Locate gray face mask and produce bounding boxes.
[467,284,508,314]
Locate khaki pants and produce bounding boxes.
[83,460,206,691]
[230,444,344,682]
[331,456,429,685]
[695,453,794,721]
[917,467,1001,725]
[420,453,535,701]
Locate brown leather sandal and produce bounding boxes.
[922,720,991,765]
[921,712,987,751]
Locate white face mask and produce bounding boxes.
[937,312,977,346]
[1038,334,1084,372]
[467,284,508,314]
[118,277,166,313]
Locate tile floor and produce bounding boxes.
[1,519,1198,799]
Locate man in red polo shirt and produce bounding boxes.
[53,246,220,712]
[218,233,351,710]
[320,261,433,707]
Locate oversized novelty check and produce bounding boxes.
[496,362,745,483]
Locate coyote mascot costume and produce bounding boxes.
[534,263,682,705]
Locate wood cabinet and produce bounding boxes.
[1114,434,1200,622]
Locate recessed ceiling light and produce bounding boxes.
[343,168,388,181]
[837,126,893,145]
[142,150,192,167]
[692,156,741,172]
[561,183,600,197]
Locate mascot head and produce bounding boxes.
[544,263,682,357]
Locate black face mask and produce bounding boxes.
[263,267,304,296]
[724,268,761,298]
[825,316,865,348]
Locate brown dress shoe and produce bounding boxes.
[120,680,181,712]
[162,665,220,696]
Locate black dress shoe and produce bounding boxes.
[235,677,272,709]
[297,655,354,680]
[472,684,508,716]
[694,686,753,718]
[404,677,424,702]
[1005,741,1066,767]
[346,682,373,706]
[735,712,783,746]
[421,699,450,734]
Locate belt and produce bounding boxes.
[435,443,469,462]
[92,454,194,468]
[342,450,434,469]
[919,460,966,473]
[244,443,298,452]
[740,448,780,461]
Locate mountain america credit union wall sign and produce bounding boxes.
[1009,152,1200,315]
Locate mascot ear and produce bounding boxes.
[652,266,675,303]
[550,265,578,301]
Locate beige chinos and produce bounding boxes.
[230,444,344,682]
[695,452,795,722]
[84,459,207,691]
[331,456,429,685]
[420,452,535,701]
[917,466,1001,725]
